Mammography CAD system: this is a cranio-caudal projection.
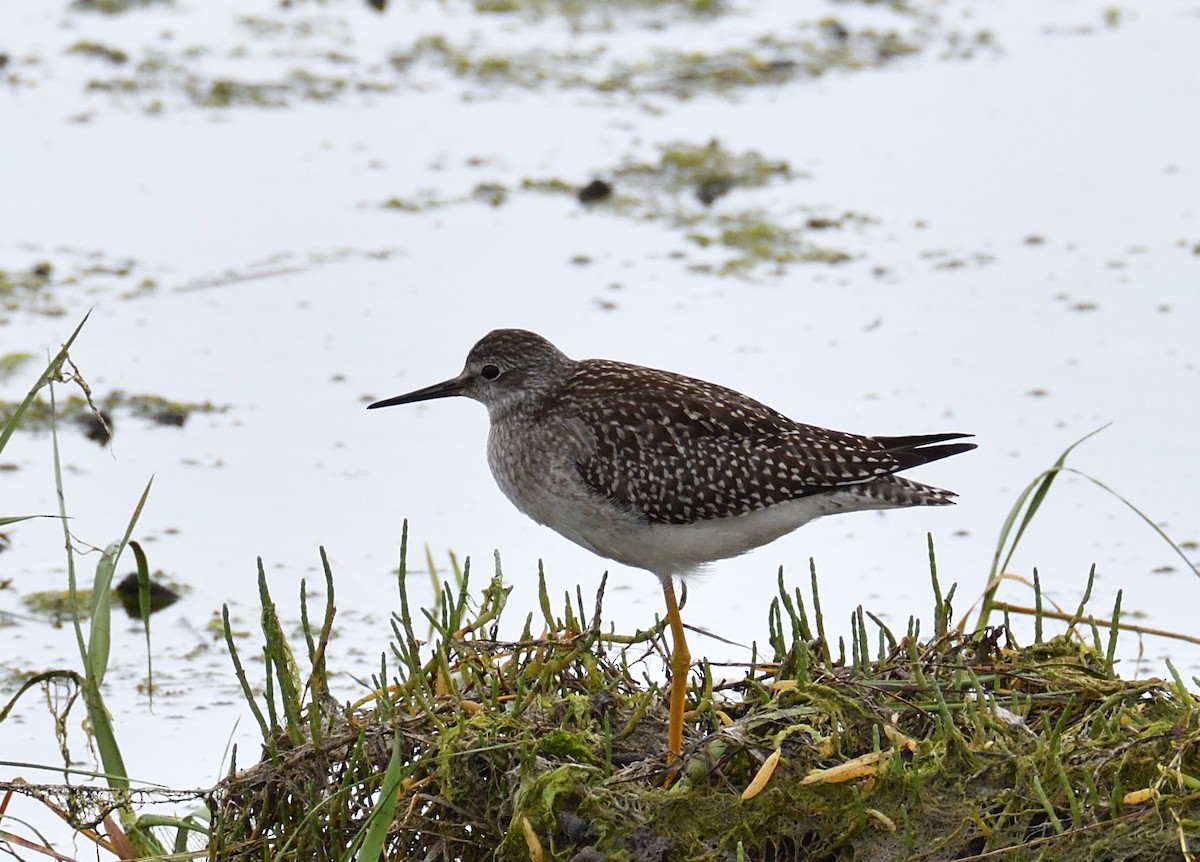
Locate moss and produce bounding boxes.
[1,256,155,318]
[521,177,576,194]
[70,0,171,13]
[470,0,727,21]
[22,588,92,623]
[515,142,862,276]
[801,246,854,265]
[382,197,422,212]
[22,574,186,624]
[87,76,141,94]
[0,391,228,437]
[472,183,509,207]
[196,78,288,108]
[67,41,129,64]
[475,0,523,13]
[236,16,289,37]
[637,140,790,195]
[0,262,64,316]
[686,213,854,273]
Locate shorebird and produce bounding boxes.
[369,329,975,760]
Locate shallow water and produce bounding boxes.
[2,0,1199,850]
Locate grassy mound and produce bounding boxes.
[207,540,1200,861]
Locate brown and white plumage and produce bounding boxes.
[371,329,973,575]
[370,328,976,759]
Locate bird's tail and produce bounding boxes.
[872,433,976,472]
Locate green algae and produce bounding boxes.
[385,11,952,99]
[512,141,859,276]
[687,212,860,274]
[473,0,724,17]
[0,391,228,439]
[622,140,791,197]
[381,197,425,212]
[0,263,61,316]
[0,257,155,319]
[21,572,186,624]
[67,41,130,64]
[71,0,171,13]
[55,0,994,118]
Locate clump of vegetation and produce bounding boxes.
[685,212,861,274]
[472,0,725,19]
[520,141,862,276]
[0,262,59,316]
[620,139,791,201]
[67,41,130,64]
[200,535,1200,861]
[380,139,849,277]
[193,70,351,108]
[0,390,227,443]
[71,0,172,13]
[0,256,153,318]
[384,9,958,99]
[22,572,184,624]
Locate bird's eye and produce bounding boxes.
[480,364,501,381]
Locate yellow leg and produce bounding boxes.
[661,577,691,762]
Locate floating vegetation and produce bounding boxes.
[70,0,172,13]
[46,0,996,116]
[85,58,371,110]
[0,263,60,316]
[385,11,970,99]
[377,139,846,276]
[0,391,228,442]
[519,141,863,275]
[472,0,726,23]
[686,213,854,274]
[193,70,353,108]
[619,140,791,200]
[381,140,862,275]
[66,41,130,64]
[382,196,432,212]
[20,572,182,624]
[0,256,153,318]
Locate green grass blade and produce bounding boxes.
[130,540,155,708]
[348,728,409,861]
[1009,426,1109,565]
[223,603,271,742]
[978,425,1109,630]
[0,515,56,527]
[81,676,130,790]
[256,559,304,744]
[51,383,89,669]
[0,312,90,457]
[86,479,154,689]
[88,542,118,689]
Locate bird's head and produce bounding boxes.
[368,329,574,418]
